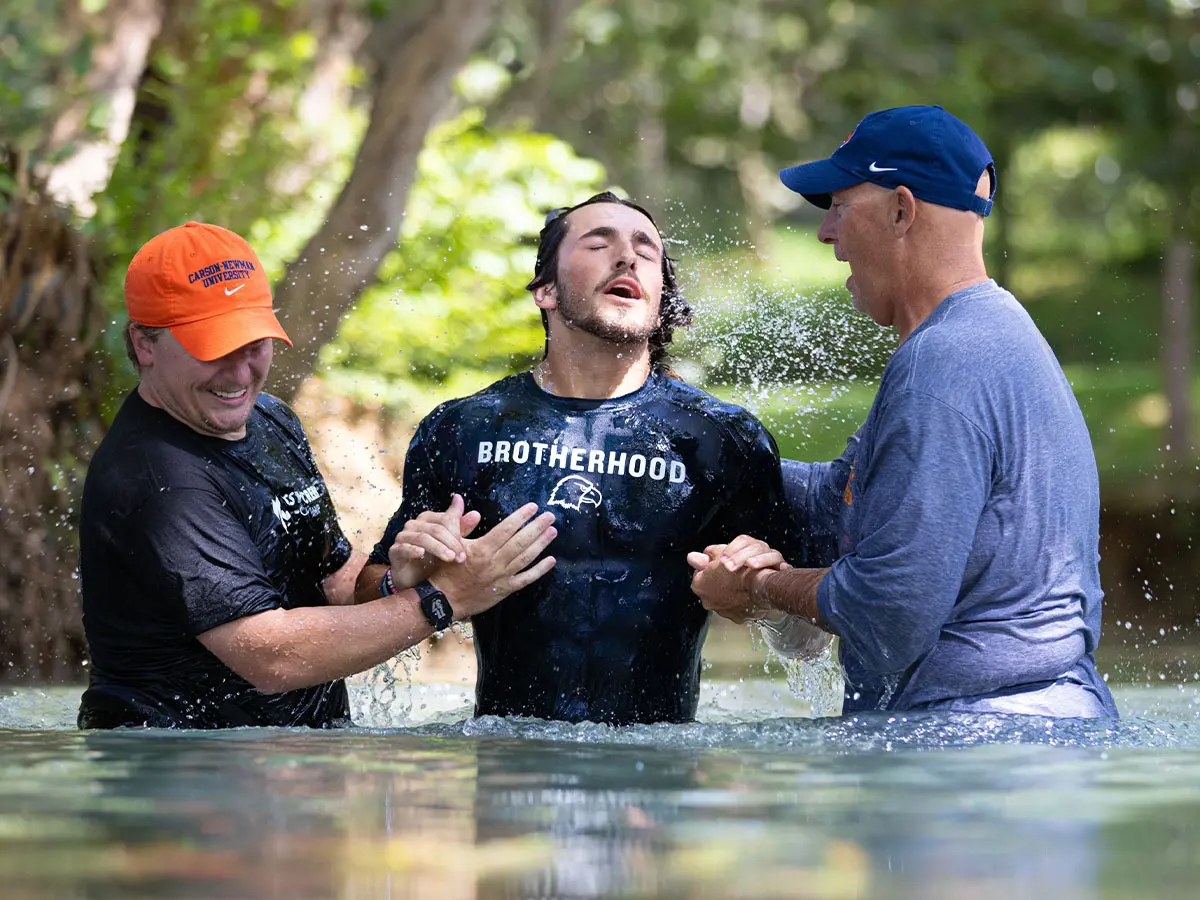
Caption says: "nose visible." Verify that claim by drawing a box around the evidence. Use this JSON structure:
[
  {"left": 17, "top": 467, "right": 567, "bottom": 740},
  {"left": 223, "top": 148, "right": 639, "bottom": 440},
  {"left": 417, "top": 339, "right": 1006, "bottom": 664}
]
[
  {"left": 817, "top": 208, "right": 838, "bottom": 245},
  {"left": 217, "top": 342, "right": 262, "bottom": 380},
  {"left": 613, "top": 238, "right": 638, "bottom": 271}
]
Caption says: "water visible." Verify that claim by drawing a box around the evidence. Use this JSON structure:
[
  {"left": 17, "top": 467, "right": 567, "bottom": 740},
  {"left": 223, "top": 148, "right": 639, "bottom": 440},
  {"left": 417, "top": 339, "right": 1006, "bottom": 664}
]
[{"left": 3, "top": 682, "right": 1200, "bottom": 899}]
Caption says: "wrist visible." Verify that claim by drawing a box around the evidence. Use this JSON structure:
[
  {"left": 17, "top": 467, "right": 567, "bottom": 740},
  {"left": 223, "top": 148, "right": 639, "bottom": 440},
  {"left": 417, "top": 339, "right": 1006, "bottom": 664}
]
[
  {"left": 750, "top": 568, "right": 779, "bottom": 618},
  {"left": 380, "top": 568, "right": 399, "bottom": 596}
]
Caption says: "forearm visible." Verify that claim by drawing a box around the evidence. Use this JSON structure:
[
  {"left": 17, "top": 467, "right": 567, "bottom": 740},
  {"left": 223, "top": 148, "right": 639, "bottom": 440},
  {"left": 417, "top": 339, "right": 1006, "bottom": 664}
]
[
  {"left": 200, "top": 592, "right": 434, "bottom": 694},
  {"left": 354, "top": 563, "right": 389, "bottom": 605},
  {"left": 324, "top": 550, "right": 369, "bottom": 605},
  {"left": 753, "top": 566, "right": 831, "bottom": 629}
]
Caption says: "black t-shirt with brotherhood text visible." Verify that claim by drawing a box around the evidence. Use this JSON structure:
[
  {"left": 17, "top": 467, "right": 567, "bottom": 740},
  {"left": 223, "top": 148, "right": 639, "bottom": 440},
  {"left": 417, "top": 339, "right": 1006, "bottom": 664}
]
[
  {"left": 369, "top": 372, "right": 802, "bottom": 725},
  {"left": 78, "top": 390, "right": 352, "bottom": 729}
]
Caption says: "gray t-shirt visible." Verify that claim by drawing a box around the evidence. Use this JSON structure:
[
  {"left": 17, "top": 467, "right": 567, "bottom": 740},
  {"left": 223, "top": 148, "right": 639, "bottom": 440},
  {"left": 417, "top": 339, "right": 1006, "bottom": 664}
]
[{"left": 814, "top": 280, "right": 1117, "bottom": 717}]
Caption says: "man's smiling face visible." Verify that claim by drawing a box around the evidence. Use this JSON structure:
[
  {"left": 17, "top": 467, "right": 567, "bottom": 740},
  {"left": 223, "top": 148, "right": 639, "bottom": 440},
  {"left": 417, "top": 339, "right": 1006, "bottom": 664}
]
[{"left": 133, "top": 328, "right": 272, "bottom": 440}]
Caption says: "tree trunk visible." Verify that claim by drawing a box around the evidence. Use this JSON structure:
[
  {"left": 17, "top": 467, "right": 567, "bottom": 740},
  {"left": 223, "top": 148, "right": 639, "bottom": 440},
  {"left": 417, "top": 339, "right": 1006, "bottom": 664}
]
[
  {"left": 270, "top": 0, "right": 501, "bottom": 399},
  {"left": 1162, "top": 234, "right": 1196, "bottom": 462},
  {"left": 40, "top": 0, "right": 165, "bottom": 215},
  {"left": 0, "top": 150, "right": 107, "bottom": 682}
]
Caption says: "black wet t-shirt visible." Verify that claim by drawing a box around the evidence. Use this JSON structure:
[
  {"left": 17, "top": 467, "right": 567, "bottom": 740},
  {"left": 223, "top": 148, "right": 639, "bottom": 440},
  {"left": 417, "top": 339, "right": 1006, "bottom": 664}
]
[
  {"left": 77, "top": 391, "right": 352, "bottom": 729},
  {"left": 369, "top": 372, "right": 801, "bottom": 725}
]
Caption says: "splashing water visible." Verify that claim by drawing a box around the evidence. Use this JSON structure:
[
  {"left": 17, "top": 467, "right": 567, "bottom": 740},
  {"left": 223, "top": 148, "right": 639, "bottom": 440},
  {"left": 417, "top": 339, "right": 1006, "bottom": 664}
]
[
  {"left": 769, "top": 636, "right": 846, "bottom": 718},
  {"left": 349, "top": 621, "right": 477, "bottom": 726}
]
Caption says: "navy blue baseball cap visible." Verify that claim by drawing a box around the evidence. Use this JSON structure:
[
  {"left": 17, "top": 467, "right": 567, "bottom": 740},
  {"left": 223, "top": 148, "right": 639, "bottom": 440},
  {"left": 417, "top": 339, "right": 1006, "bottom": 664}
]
[{"left": 780, "top": 105, "right": 996, "bottom": 216}]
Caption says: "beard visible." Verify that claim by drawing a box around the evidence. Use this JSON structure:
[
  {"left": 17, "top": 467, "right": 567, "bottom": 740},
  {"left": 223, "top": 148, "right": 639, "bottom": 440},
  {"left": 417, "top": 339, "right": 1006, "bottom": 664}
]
[{"left": 553, "top": 277, "right": 656, "bottom": 346}]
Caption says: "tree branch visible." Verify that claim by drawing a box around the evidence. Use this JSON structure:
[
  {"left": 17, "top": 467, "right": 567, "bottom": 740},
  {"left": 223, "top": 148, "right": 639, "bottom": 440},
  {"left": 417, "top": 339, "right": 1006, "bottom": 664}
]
[{"left": 270, "top": 0, "right": 501, "bottom": 399}]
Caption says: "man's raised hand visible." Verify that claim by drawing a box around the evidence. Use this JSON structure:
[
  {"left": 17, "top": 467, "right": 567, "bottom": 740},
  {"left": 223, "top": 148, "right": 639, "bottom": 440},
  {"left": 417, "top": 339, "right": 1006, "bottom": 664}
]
[
  {"left": 426, "top": 502, "right": 558, "bottom": 619},
  {"left": 387, "top": 494, "right": 482, "bottom": 591}
]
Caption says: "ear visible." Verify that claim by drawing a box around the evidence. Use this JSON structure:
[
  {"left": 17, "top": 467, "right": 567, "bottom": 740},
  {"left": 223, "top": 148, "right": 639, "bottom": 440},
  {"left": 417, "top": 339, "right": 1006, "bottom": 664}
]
[
  {"left": 890, "top": 187, "right": 918, "bottom": 236},
  {"left": 129, "top": 325, "right": 157, "bottom": 368},
  {"left": 532, "top": 282, "right": 558, "bottom": 312}
]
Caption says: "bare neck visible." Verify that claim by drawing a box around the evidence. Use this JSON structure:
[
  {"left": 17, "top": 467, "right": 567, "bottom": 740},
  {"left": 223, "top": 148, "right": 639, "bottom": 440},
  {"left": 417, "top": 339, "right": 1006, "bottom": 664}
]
[
  {"left": 894, "top": 221, "right": 990, "bottom": 343},
  {"left": 536, "top": 335, "right": 653, "bottom": 400},
  {"left": 894, "top": 270, "right": 990, "bottom": 344}
]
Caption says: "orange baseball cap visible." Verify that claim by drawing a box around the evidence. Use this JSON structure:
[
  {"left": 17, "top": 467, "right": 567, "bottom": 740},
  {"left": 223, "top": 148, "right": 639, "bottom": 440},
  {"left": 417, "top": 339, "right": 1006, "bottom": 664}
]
[{"left": 124, "top": 221, "right": 292, "bottom": 361}]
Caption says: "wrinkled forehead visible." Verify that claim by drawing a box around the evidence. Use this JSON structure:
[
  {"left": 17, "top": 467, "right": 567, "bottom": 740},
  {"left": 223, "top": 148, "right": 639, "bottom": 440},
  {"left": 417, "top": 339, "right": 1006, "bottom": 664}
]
[{"left": 563, "top": 203, "right": 662, "bottom": 246}]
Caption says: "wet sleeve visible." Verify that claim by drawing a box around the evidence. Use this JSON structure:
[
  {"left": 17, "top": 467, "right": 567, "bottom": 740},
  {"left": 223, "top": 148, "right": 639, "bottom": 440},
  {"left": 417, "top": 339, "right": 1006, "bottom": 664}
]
[
  {"left": 132, "top": 488, "right": 283, "bottom": 636},
  {"left": 817, "top": 390, "right": 993, "bottom": 676},
  {"left": 720, "top": 421, "right": 802, "bottom": 563},
  {"left": 720, "top": 426, "right": 833, "bottom": 658},
  {"left": 367, "top": 416, "right": 452, "bottom": 567},
  {"left": 758, "top": 613, "right": 833, "bottom": 661},
  {"left": 781, "top": 432, "right": 857, "bottom": 567}
]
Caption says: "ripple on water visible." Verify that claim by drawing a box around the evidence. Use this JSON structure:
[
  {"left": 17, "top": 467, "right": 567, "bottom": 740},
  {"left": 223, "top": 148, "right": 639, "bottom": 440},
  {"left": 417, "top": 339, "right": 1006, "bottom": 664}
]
[
  {"left": 395, "top": 708, "right": 1200, "bottom": 755},
  {"left": 6, "top": 683, "right": 1200, "bottom": 755}
]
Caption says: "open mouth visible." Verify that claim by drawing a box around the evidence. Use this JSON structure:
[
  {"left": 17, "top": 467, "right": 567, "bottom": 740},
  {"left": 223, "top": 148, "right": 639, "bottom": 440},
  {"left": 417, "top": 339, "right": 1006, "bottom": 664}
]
[
  {"left": 211, "top": 388, "right": 248, "bottom": 401},
  {"left": 603, "top": 277, "right": 643, "bottom": 301}
]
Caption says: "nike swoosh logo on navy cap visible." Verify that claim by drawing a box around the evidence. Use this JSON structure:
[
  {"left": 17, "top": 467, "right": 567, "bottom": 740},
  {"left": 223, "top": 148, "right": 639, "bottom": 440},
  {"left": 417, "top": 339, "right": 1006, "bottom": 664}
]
[{"left": 869, "top": 162, "right": 898, "bottom": 172}]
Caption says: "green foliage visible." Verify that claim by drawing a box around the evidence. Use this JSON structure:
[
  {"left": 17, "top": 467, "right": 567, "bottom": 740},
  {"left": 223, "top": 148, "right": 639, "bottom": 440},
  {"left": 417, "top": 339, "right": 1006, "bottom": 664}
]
[
  {"left": 84, "top": 0, "right": 365, "bottom": 407},
  {"left": 92, "top": 0, "right": 358, "bottom": 261},
  {"left": 0, "top": 0, "right": 92, "bottom": 159},
  {"left": 492, "top": 0, "right": 858, "bottom": 240},
  {"left": 319, "top": 108, "right": 606, "bottom": 408}
]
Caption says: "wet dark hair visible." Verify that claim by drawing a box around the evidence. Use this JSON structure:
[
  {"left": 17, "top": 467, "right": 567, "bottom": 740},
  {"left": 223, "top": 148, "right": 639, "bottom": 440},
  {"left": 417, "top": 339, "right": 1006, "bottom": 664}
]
[{"left": 526, "top": 191, "right": 692, "bottom": 370}]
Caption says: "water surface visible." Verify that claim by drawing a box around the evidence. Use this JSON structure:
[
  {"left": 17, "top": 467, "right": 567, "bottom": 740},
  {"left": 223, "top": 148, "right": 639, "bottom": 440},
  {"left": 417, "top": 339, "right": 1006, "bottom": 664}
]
[{"left": 3, "top": 681, "right": 1199, "bottom": 899}]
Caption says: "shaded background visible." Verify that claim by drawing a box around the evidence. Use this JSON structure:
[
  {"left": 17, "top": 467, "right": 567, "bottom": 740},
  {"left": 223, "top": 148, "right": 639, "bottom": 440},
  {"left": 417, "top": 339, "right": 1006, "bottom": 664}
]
[{"left": 0, "top": 0, "right": 1197, "bottom": 684}]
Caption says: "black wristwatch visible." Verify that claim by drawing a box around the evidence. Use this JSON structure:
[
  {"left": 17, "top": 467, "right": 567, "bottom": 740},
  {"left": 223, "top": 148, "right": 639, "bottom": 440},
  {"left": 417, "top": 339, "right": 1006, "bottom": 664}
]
[{"left": 414, "top": 580, "right": 454, "bottom": 631}]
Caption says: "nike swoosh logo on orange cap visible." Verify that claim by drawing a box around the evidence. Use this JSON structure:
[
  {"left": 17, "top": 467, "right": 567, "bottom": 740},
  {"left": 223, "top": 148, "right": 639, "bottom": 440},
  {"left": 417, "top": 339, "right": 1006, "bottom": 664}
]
[{"left": 224, "top": 283, "right": 247, "bottom": 296}]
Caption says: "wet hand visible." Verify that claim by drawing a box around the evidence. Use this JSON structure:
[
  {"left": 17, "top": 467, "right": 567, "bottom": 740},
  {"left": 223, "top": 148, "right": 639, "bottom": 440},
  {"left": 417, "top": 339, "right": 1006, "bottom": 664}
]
[
  {"left": 716, "top": 534, "right": 784, "bottom": 572},
  {"left": 687, "top": 542, "right": 776, "bottom": 625},
  {"left": 387, "top": 494, "right": 482, "bottom": 591},
  {"left": 430, "top": 502, "right": 558, "bottom": 618}
]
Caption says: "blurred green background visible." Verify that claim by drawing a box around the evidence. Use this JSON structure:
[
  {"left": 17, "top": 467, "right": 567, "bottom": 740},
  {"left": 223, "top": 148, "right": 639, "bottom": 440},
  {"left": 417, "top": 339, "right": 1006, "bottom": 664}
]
[{"left": 1, "top": 0, "right": 1197, "bottom": 680}]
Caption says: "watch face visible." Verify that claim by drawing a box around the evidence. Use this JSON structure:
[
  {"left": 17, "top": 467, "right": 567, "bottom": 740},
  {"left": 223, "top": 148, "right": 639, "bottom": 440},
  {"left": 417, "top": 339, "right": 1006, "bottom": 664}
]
[
  {"left": 419, "top": 585, "right": 453, "bottom": 630},
  {"left": 430, "top": 596, "right": 450, "bottom": 624}
]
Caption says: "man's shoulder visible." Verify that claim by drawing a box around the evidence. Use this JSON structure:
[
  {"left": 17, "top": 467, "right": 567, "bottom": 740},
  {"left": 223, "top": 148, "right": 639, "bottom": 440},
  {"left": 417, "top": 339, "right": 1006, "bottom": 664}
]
[
  {"left": 252, "top": 391, "right": 306, "bottom": 440},
  {"left": 898, "top": 284, "right": 1051, "bottom": 395},
  {"left": 92, "top": 392, "right": 196, "bottom": 467},
  {"left": 416, "top": 374, "right": 529, "bottom": 432},
  {"left": 658, "top": 376, "right": 767, "bottom": 426},
  {"left": 656, "top": 376, "right": 773, "bottom": 450},
  {"left": 86, "top": 414, "right": 210, "bottom": 516}
]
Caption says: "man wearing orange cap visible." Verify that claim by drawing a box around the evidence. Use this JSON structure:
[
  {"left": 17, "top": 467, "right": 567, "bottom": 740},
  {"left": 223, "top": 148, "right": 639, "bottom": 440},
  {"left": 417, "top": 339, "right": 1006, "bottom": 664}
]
[{"left": 77, "top": 222, "right": 557, "bottom": 728}]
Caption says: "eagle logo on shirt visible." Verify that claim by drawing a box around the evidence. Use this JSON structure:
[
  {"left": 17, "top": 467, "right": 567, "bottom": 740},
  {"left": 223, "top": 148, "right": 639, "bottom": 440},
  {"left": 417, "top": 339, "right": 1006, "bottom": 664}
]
[{"left": 548, "top": 475, "right": 603, "bottom": 512}]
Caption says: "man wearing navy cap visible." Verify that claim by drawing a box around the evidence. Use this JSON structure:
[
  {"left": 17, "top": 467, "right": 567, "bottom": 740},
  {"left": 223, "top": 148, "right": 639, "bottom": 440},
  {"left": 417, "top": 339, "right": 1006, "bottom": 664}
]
[{"left": 689, "top": 106, "right": 1118, "bottom": 718}]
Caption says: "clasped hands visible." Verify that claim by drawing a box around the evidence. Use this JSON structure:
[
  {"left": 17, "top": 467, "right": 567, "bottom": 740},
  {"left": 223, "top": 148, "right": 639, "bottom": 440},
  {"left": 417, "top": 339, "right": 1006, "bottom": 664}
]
[
  {"left": 386, "top": 494, "right": 558, "bottom": 620},
  {"left": 687, "top": 535, "right": 787, "bottom": 625}
]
